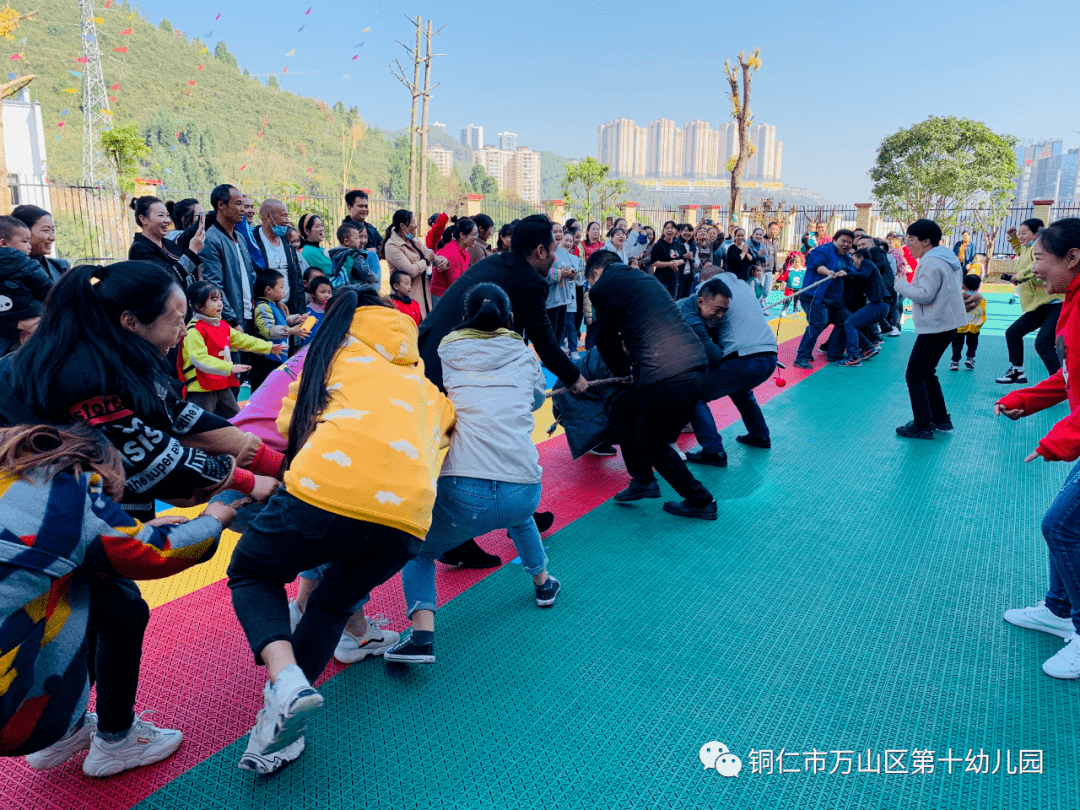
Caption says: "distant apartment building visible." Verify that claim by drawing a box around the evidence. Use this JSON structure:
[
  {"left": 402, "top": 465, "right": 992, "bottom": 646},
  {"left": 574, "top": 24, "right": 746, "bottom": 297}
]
[
  {"left": 497, "top": 131, "right": 517, "bottom": 151},
  {"left": 431, "top": 121, "right": 447, "bottom": 133},
  {"left": 460, "top": 124, "right": 483, "bottom": 150},
  {"left": 426, "top": 143, "right": 454, "bottom": 178},
  {"left": 472, "top": 144, "right": 541, "bottom": 203},
  {"left": 597, "top": 116, "right": 781, "bottom": 182}
]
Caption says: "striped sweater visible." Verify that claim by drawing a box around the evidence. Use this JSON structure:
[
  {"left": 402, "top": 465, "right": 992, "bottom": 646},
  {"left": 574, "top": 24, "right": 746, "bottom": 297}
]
[{"left": 0, "top": 470, "right": 223, "bottom": 756}]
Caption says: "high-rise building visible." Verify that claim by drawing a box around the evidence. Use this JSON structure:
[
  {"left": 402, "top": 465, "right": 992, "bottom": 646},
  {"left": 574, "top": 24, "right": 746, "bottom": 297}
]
[
  {"left": 472, "top": 145, "right": 510, "bottom": 187},
  {"left": 646, "top": 119, "right": 678, "bottom": 177},
  {"left": 497, "top": 131, "right": 517, "bottom": 151},
  {"left": 508, "top": 146, "right": 541, "bottom": 203},
  {"left": 597, "top": 118, "right": 638, "bottom": 177},
  {"left": 633, "top": 125, "right": 647, "bottom": 178},
  {"left": 715, "top": 122, "right": 740, "bottom": 175},
  {"left": 673, "top": 128, "right": 684, "bottom": 179},
  {"left": 774, "top": 141, "right": 783, "bottom": 180},
  {"left": 460, "top": 124, "right": 483, "bottom": 150},
  {"left": 426, "top": 144, "right": 454, "bottom": 178},
  {"left": 683, "top": 120, "right": 719, "bottom": 177},
  {"left": 745, "top": 124, "right": 778, "bottom": 181}
]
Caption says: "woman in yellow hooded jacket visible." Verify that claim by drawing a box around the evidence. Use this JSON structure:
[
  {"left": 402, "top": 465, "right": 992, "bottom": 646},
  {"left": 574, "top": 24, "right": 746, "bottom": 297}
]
[{"left": 226, "top": 283, "right": 454, "bottom": 776}]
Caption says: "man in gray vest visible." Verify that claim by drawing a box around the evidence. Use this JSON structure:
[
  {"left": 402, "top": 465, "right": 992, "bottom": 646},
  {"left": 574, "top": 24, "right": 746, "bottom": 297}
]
[{"left": 678, "top": 274, "right": 778, "bottom": 467}]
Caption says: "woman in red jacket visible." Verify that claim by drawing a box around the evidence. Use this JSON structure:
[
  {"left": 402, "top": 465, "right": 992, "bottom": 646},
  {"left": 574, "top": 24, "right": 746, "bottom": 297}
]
[
  {"left": 997, "top": 218, "right": 1080, "bottom": 679},
  {"left": 431, "top": 218, "right": 476, "bottom": 307}
]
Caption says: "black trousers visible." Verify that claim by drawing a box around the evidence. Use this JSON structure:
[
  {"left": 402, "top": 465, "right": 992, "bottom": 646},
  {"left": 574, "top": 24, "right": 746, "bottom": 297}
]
[
  {"left": 608, "top": 370, "right": 713, "bottom": 506},
  {"left": 85, "top": 576, "right": 149, "bottom": 735},
  {"left": 547, "top": 305, "right": 567, "bottom": 351},
  {"left": 574, "top": 286, "right": 585, "bottom": 333},
  {"left": 905, "top": 330, "right": 956, "bottom": 429},
  {"left": 1005, "top": 302, "right": 1062, "bottom": 373},
  {"left": 951, "top": 332, "right": 979, "bottom": 361}
]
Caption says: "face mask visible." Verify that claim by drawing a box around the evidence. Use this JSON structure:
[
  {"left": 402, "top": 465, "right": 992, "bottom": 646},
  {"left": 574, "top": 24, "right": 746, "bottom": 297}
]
[
  {"left": 272, "top": 225, "right": 289, "bottom": 237},
  {"left": 405, "top": 232, "right": 414, "bottom": 240}
]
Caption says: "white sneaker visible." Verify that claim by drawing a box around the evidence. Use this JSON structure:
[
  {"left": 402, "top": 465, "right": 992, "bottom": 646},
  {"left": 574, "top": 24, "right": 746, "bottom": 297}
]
[
  {"left": 888, "top": 327, "right": 901, "bottom": 337},
  {"left": 82, "top": 712, "right": 182, "bottom": 777},
  {"left": 238, "top": 734, "right": 306, "bottom": 774},
  {"left": 669, "top": 442, "right": 687, "bottom": 461},
  {"left": 1043, "top": 633, "right": 1080, "bottom": 679},
  {"left": 25, "top": 712, "right": 97, "bottom": 769},
  {"left": 334, "top": 622, "right": 400, "bottom": 664},
  {"left": 247, "top": 665, "right": 323, "bottom": 759},
  {"left": 1004, "top": 601, "right": 1075, "bottom": 639},
  {"left": 288, "top": 599, "right": 303, "bottom": 633}
]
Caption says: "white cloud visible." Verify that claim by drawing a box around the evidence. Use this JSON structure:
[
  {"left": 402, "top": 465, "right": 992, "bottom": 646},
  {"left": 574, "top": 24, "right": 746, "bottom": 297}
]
[
  {"left": 375, "top": 491, "right": 405, "bottom": 505},
  {"left": 390, "top": 439, "right": 419, "bottom": 459},
  {"left": 322, "top": 450, "right": 352, "bottom": 467}
]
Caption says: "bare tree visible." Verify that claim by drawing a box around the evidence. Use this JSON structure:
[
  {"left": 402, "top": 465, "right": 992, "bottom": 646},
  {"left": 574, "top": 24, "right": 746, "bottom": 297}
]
[
  {"left": 390, "top": 15, "right": 423, "bottom": 213},
  {"left": 417, "top": 20, "right": 446, "bottom": 235},
  {"left": 723, "top": 49, "right": 761, "bottom": 227}
]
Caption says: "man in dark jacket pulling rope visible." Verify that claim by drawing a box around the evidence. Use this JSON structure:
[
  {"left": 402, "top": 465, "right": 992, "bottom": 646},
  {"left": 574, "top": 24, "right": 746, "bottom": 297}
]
[{"left": 586, "top": 251, "right": 717, "bottom": 520}]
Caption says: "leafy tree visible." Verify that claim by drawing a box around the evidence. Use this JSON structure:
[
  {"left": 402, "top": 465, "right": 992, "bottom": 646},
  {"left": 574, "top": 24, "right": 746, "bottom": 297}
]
[
  {"left": 469, "top": 165, "right": 498, "bottom": 197},
  {"left": 387, "top": 135, "right": 412, "bottom": 201},
  {"left": 100, "top": 123, "right": 149, "bottom": 195},
  {"left": 560, "top": 156, "right": 626, "bottom": 222},
  {"left": 214, "top": 41, "right": 238, "bottom": 69},
  {"left": 159, "top": 18, "right": 172, "bottom": 33},
  {"left": 870, "top": 116, "right": 1018, "bottom": 231}
]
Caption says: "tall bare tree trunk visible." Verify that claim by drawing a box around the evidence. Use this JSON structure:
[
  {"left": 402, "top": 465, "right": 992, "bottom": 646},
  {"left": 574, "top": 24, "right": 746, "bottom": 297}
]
[
  {"left": 407, "top": 17, "right": 421, "bottom": 212},
  {"left": 724, "top": 50, "right": 759, "bottom": 230}
]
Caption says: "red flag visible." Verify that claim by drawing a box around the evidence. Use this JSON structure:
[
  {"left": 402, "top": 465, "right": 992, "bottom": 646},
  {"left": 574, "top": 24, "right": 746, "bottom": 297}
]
[
  {"left": 240, "top": 164, "right": 247, "bottom": 170},
  {"left": 113, "top": 46, "right": 127, "bottom": 54},
  {"left": 109, "top": 83, "right": 119, "bottom": 90},
  {"left": 108, "top": 96, "right": 117, "bottom": 101},
  {"left": 197, "top": 64, "right": 204, "bottom": 70},
  {"left": 76, "top": 56, "right": 89, "bottom": 63},
  {"left": 263, "top": 117, "right": 268, "bottom": 126},
  {"left": 187, "top": 80, "right": 196, "bottom": 86},
  {"left": 57, "top": 121, "right": 65, "bottom": 128},
  {"left": 8, "top": 54, "right": 22, "bottom": 60},
  {"left": 120, "top": 27, "right": 132, "bottom": 35},
  {"left": 105, "top": 0, "right": 112, "bottom": 7}
]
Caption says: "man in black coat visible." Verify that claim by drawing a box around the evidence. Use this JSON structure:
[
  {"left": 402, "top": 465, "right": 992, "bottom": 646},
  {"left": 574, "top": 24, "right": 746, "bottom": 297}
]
[
  {"left": 586, "top": 251, "right": 717, "bottom": 520},
  {"left": 418, "top": 214, "right": 587, "bottom": 566}
]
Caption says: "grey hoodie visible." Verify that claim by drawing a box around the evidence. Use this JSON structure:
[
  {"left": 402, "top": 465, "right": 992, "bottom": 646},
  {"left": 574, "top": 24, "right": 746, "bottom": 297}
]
[
  {"left": 438, "top": 329, "right": 547, "bottom": 485},
  {"left": 894, "top": 245, "right": 966, "bottom": 334}
]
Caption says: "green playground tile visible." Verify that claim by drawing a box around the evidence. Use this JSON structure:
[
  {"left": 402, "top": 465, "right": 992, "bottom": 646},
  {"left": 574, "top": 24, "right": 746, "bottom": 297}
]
[{"left": 135, "top": 332, "right": 1080, "bottom": 809}]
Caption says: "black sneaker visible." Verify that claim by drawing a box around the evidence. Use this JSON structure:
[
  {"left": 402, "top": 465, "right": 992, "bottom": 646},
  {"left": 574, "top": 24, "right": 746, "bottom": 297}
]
[
  {"left": 964, "top": 357, "right": 975, "bottom": 370},
  {"left": 535, "top": 576, "right": 561, "bottom": 607},
  {"left": 686, "top": 449, "right": 728, "bottom": 467},
  {"left": 995, "top": 368, "right": 1028, "bottom": 384},
  {"left": 934, "top": 419, "right": 955, "bottom": 433},
  {"left": 437, "top": 538, "right": 501, "bottom": 569},
  {"left": 384, "top": 636, "right": 435, "bottom": 664},
  {"left": 662, "top": 499, "right": 718, "bottom": 521},
  {"left": 587, "top": 443, "right": 617, "bottom": 457},
  {"left": 793, "top": 359, "right": 813, "bottom": 370},
  {"left": 736, "top": 434, "right": 771, "bottom": 449},
  {"left": 613, "top": 479, "right": 661, "bottom": 502},
  {"left": 895, "top": 421, "right": 934, "bottom": 440}
]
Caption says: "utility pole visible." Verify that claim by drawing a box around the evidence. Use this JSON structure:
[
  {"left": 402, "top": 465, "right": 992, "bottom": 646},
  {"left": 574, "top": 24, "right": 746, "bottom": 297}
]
[
  {"left": 77, "top": 0, "right": 116, "bottom": 188},
  {"left": 417, "top": 20, "right": 445, "bottom": 235},
  {"left": 391, "top": 15, "right": 422, "bottom": 212}
]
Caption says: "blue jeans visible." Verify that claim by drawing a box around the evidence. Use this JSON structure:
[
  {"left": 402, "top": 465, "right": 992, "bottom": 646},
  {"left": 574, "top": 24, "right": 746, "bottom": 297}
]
[
  {"left": 400, "top": 477, "right": 547, "bottom": 615},
  {"left": 843, "top": 302, "right": 888, "bottom": 357},
  {"left": 691, "top": 353, "right": 776, "bottom": 455},
  {"left": 1043, "top": 460, "right": 1080, "bottom": 635},
  {"left": 795, "top": 299, "right": 849, "bottom": 363}
]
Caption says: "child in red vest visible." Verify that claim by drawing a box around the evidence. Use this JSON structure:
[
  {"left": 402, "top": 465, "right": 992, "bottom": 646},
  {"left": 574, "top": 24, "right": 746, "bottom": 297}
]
[
  {"left": 180, "top": 281, "right": 287, "bottom": 417},
  {"left": 390, "top": 269, "right": 422, "bottom": 326}
]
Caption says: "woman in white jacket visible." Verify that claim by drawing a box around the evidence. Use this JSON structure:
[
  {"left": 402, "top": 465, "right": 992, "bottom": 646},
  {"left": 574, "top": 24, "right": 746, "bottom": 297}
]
[{"left": 385, "top": 283, "right": 561, "bottom": 664}]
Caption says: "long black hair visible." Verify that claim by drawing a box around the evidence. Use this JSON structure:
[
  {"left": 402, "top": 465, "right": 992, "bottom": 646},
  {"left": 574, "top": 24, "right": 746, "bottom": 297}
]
[
  {"left": 456, "top": 282, "right": 512, "bottom": 332},
  {"left": 284, "top": 284, "right": 393, "bottom": 463},
  {"left": 12, "top": 261, "right": 180, "bottom": 420},
  {"left": 385, "top": 209, "right": 413, "bottom": 245},
  {"left": 438, "top": 217, "right": 475, "bottom": 250},
  {"left": 297, "top": 213, "right": 323, "bottom": 248},
  {"left": 165, "top": 198, "right": 201, "bottom": 231}
]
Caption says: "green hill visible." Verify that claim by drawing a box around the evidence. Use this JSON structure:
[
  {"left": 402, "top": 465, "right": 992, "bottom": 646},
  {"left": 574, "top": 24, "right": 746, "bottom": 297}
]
[{"left": 7, "top": 0, "right": 456, "bottom": 204}]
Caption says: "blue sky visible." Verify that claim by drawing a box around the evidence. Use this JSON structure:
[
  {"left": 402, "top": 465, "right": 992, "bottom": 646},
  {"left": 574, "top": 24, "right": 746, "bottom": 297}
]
[{"left": 135, "top": 0, "right": 1080, "bottom": 202}]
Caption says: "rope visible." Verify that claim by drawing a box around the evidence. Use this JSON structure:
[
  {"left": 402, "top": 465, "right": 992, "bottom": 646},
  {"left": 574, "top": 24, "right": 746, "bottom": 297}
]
[{"left": 546, "top": 376, "right": 632, "bottom": 398}]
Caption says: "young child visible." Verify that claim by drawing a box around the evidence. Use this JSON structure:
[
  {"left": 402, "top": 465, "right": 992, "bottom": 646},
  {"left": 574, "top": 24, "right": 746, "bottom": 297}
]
[
  {"left": 0, "top": 423, "right": 234, "bottom": 771},
  {"left": 950, "top": 273, "right": 986, "bottom": 371},
  {"left": 302, "top": 265, "right": 326, "bottom": 305},
  {"left": 547, "top": 224, "right": 576, "bottom": 353},
  {"left": 778, "top": 250, "right": 806, "bottom": 317},
  {"left": 389, "top": 269, "right": 422, "bottom": 326},
  {"left": 328, "top": 223, "right": 380, "bottom": 289},
  {"left": 560, "top": 229, "right": 584, "bottom": 355},
  {"left": 751, "top": 255, "right": 769, "bottom": 306},
  {"left": 0, "top": 215, "right": 53, "bottom": 356},
  {"left": 181, "top": 280, "right": 286, "bottom": 417},
  {"left": 302, "top": 276, "right": 332, "bottom": 346},
  {"left": 968, "top": 253, "right": 986, "bottom": 277},
  {"left": 252, "top": 269, "right": 305, "bottom": 391},
  {"left": 286, "top": 226, "right": 309, "bottom": 274}
]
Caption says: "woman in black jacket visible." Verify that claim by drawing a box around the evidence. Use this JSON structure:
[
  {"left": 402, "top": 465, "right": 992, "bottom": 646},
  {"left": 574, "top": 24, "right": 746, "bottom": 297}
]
[
  {"left": 128, "top": 196, "right": 204, "bottom": 295},
  {"left": 726, "top": 227, "right": 753, "bottom": 282},
  {"left": 11, "top": 204, "right": 69, "bottom": 283}
]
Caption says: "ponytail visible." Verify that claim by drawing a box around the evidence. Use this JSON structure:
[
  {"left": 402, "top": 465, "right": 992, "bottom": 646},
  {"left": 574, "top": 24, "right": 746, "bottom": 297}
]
[
  {"left": 455, "top": 282, "right": 512, "bottom": 333},
  {"left": 284, "top": 284, "right": 392, "bottom": 463}
]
